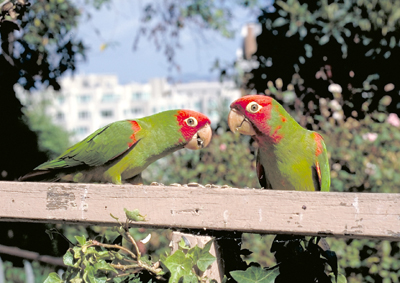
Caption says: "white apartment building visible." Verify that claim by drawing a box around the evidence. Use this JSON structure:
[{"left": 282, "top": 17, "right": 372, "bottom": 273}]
[{"left": 32, "top": 74, "right": 240, "bottom": 142}]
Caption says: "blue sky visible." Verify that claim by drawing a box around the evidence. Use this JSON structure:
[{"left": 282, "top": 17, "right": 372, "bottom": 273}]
[{"left": 74, "top": 1, "right": 261, "bottom": 84}]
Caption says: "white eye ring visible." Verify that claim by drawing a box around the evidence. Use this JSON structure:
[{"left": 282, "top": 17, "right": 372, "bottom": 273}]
[
  {"left": 246, "top": 102, "right": 262, "bottom": 113},
  {"left": 185, "top": 117, "right": 198, "bottom": 127}
]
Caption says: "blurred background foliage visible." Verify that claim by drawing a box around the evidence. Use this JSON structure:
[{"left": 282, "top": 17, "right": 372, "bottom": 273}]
[{"left": 1, "top": 0, "right": 400, "bottom": 282}]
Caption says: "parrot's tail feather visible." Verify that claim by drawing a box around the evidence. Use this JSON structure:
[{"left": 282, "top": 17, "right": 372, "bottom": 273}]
[{"left": 18, "top": 170, "right": 60, "bottom": 182}]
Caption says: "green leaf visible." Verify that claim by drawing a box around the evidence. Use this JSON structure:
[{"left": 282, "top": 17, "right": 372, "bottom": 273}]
[
  {"left": 230, "top": 266, "right": 279, "bottom": 283},
  {"left": 203, "top": 240, "right": 213, "bottom": 253},
  {"left": 124, "top": 208, "right": 146, "bottom": 222},
  {"left": 44, "top": 272, "right": 63, "bottom": 283},
  {"left": 73, "top": 246, "right": 83, "bottom": 259},
  {"left": 179, "top": 238, "right": 191, "bottom": 250},
  {"left": 75, "top": 235, "right": 87, "bottom": 245},
  {"left": 181, "top": 274, "right": 199, "bottom": 283},
  {"left": 94, "top": 259, "right": 118, "bottom": 274},
  {"left": 84, "top": 265, "right": 107, "bottom": 283},
  {"left": 197, "top": 251, "right": 215, "bottom": 272},
  {"left": 63, "top": 249, "right": 75, "bottom": 266},
  {"left": 162, "top": 250, "right": 194, "bottom": 282}
]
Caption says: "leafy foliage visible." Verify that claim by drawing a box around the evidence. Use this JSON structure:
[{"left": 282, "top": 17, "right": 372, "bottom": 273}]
[
  {"left": 161, "top": 239, "right": 216, "bottom": 282},
  {"left": 231, "top": 265, "right": 279, "bottom": 283},
  {"left": 44, "top": 209, "right": 216, "bottom": 283},
  {"left": 20, "top": 89, "right": 71, "bottom": 159},
  {"left": 133, "top": 0, "right": 261, "bottom": 68},
  {"left": 246, "top": 0, "right": 400, "bottom": 126},
  {"left": 0, "top": 0, "right": 84, "bottom": 180}
]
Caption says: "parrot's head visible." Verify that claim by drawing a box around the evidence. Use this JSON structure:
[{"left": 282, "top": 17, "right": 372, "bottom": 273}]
[
  {"left": 176, "top": 110, "right": 212, "bottom": 150},
  {"left": 228, "top": 94, "right": 274, "bottom": 138}
]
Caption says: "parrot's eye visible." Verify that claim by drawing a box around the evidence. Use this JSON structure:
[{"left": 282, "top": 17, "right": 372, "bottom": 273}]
[
  {"left": 246, "top": 102, "right": 262, "bottom": 113},
  {"left": 185, "top": 117, "right": 198, "bottom": 127}
]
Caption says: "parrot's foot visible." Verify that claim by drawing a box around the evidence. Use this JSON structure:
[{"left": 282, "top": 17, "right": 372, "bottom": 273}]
[{"left": 124, "top": 174, "right": 143, "bottom": 185}]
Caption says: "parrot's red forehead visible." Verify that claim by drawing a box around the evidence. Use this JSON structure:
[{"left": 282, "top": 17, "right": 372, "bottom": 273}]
[
  {"left": 230, "top": 94, "right": 273, "bottom": 111},
  {"left": 175, "top": 110, "right": 211, "bottom": 126}
]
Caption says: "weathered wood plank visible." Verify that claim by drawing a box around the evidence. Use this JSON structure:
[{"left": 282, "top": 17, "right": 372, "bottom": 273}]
[{"left": 0, "top": 181, "right": 399, "bottom": 241}]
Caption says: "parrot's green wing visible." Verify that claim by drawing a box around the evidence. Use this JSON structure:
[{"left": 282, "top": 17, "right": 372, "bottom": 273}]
[
  {"left": 316, "top": 137, "right": 330, "bottom": 192},
  {"left": 36, "top": 120, "right": 142, "bottom": 170}
]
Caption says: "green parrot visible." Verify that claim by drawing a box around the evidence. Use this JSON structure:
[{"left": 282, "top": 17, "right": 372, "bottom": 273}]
[
  {"left": 20, "top": 109, "right": 212, "bottom": 184},
  {"left": 228, "top": 94, "right": 330, "bottom": 191}
]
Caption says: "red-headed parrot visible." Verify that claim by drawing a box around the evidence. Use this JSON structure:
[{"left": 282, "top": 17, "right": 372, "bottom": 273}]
[
  {"left": 228, "top": 95, "right": 330, "bottom": 191},
  {"left": 20, "top": 109, "right": 212, "bottom": 184}
]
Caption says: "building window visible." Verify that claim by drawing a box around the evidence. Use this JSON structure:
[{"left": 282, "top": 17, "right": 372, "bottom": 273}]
[
  {"left": 56, "top": 112, "right": 64, "bottom": 121},
  {"left": 78, "top": 95, "right": 91, "bottom": 103},
  {"left": 131, "top": 108, "right": 142, "bottom": 115},
  {"left": 57, "top": 96, "right": 65, "bottom": 105},
  {"left": 75, "top": 126, "right": 89, "bottom": 135},
  {"left": 132, "top": 92, "right": 142, "bottom": 100},
  {"left": 194, "top": 101, "right": 202, "bottom": 112},
  {"left": 78, "top": 111, "right": 90, "bottom": 119},
  {"left": 101, "top": 110, "right": 113, "bottom": 118},
  {"left": 102, "top": 93, "right": 119, "bottom": 102}
]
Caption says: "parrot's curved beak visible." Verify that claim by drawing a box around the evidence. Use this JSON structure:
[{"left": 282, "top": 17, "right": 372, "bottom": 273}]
[
  {"left": 185, "top": 123, "right": 212, "bottom": 150},
  {"left": 228, "top": 109, "right": 256, "bottom": 136}
]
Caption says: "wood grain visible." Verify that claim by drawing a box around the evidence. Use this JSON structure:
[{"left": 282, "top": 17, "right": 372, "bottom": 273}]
[{"left": 0, "top": 181, "right": 399, "bottom": 241}]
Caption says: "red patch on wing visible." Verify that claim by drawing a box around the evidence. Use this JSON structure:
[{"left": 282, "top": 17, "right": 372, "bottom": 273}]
[
  {"left": 128, "top": 121, "right": 141, "bottom": 147},
  {"left": 314, "top": 132, "right": 324, "bottom": 156},
  {"left": 280, "top": 113, "right": 287, "bottom": 123}
]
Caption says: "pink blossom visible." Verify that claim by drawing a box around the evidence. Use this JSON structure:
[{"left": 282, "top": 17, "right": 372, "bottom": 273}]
[
  {"left": 362, "top": 133, "right": 378, "bottom": 142},
  {"left": 387, "top": 113, "right": 400, "bottom": 127},
  {"left": 219, "top": 143, "right": 227, "bottom": 151}
]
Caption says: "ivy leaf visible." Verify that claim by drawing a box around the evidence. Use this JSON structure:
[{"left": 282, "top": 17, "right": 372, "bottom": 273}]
[
  {"left": 230, "top": 266, "right": 279, "bottom": 283},
  {"left": 94, "top": 259, "right": 118, "bottom": 274},
  {"left": 75, "top": 235, "right": 87, "bottom": 245},
  {"left": 162, "top": 250, "right": 194, "bottom": 282},
  {"left": 84, "top": 265, "right": 107, "bottom": 283},
  {"left": 186, "top": 244, "right": 215, "bottom": 272},
  {"left": 181, "top": 274, "right": 199, "bottom": 283},
  {"left": 70, "top": 275, "right": 83, "bottom": 283},
  {"left": 179, "top": 237, "right": 191, "bottom": 250},
  {"left": 188, "top": 245, "right": 215, "bottom": 272},
  {"left": 43, "top": 272, "right": 63, "bottom": 283},
  {"left": 124, "top": 208, "right": 146, "bottom": 222},
  {"left": 63, "top": 249, "right": 75, "bottom": 266},
  {"left": 73, "top": 246, "right": 83, "bottom": 259}
]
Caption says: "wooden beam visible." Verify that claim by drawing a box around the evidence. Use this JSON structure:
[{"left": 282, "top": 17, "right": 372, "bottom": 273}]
[{"left": 0, "top": 181, "right": 399, "bottom": 241}]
